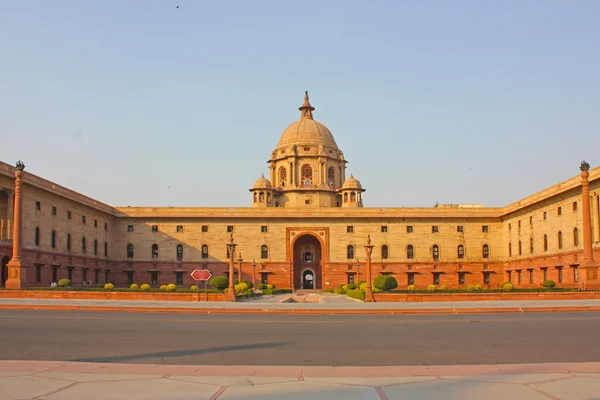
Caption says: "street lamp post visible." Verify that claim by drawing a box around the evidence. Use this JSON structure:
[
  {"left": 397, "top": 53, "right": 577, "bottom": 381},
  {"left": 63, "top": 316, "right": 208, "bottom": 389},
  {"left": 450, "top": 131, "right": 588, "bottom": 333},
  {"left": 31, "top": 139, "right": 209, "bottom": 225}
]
[
  {"left": 364, "top": 235, "right": 375, "bottom": 302},
  {"left": 355, "top": 259, "right": 361, "bottom": 284},
  {"left": 237, "top": 252, "right": 243, "bottom": 283},
  {"left": 252, "top": 259, "right": 256, "bottom": 289},
  {"left": 226, "top": 234, "right": 237, "bottom": 302}
]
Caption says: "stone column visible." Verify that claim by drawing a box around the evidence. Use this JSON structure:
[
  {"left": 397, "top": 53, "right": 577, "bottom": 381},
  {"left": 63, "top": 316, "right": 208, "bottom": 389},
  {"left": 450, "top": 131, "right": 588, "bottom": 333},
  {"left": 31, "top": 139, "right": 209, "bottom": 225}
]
[
  {"left": 6, "top": 189, "right": 14, "bottom": 240},
  {"left": 226, "top": 234, "right": 237, "bottom": 302},
  {"left": 237, "top": 252, "right": 243, "bottom": 283},
  {"left": 364, "top": 235, "right": 375, "bottom": 302},
  {"left": 579, "top": 161, "right": 599, "bottom": 288},
  {"left": 6, "top": 161, "right": 27, "bottom": 289},
  {"left": 592, "top": 193, "right": 600, "bottom": 243}
]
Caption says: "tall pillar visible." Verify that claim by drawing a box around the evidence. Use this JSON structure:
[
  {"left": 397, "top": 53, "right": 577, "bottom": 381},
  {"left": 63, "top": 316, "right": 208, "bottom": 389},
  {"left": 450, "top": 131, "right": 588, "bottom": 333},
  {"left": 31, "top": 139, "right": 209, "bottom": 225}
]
[
  {"left": 579, "top": 161, "right": 599, "bottom": 288},
  {"left": 6, "top": 161, "right": 27, "bottom": 289},
  {"left": 226, "top": 234, "right": 237, "bottom": 302},
  {"left": 237, "top": 252, "right": 243, "bottom": 283},
  {"left": 592, "top": 193, "right": 600, "bottom": 243},
  {"left": 364, "top": 235, "right": 375, "bottom": 302},
  {"left": 6, "top": 189, "right": 13, "bottom": 240}
]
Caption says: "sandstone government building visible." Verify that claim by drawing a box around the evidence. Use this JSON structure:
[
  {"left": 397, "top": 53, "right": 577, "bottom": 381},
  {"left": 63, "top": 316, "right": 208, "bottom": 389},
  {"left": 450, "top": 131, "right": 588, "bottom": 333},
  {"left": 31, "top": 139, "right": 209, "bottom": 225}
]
[{"left": 1, "top": 93, "right": 599, "bottom": 290}]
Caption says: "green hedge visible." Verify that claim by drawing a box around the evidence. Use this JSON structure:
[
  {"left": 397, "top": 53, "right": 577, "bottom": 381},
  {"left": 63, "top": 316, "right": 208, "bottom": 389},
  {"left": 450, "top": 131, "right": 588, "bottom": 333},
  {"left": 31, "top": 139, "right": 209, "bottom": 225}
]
[
  {"left": 373, "top": 275, "right": 398, "bottom": 291},
  {"left": 388, "top": 287, "right": 580, "bottom": 294},
  {"left": 333, "top": 288, "right": 347, "bottom": 295},
  {"left": 11, "top": 287, "right": 220, "bottom": 293},
  {"left": 323, "top": 288, "right": 334, "bottom": 293},
  {"left": 346, "top": 289, "right": 365, "bottom": 301},
  {"left": 262, "top": 288, "right": 293, "bottom": 295}
]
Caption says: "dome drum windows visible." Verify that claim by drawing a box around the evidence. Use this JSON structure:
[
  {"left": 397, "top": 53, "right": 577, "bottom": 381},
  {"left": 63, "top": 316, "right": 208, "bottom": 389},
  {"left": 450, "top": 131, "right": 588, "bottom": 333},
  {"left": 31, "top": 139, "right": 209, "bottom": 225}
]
[
  {"left": 381, "top": 245, "right": 389, "bottom": 259},
  {"left": 261, "top": 245, "right": 269, "bottom": 259},
  {"left": 176, "top": 244, "right": 183, "bottom": 261},
  {"left": 432, "top": 245, "right": 440, "bottom": 260},
  {"left": 301, "top": 164, "right": 313, "bottom": 186},
  {"left": 152, "top": 244, "right": 159, "bottom": 259},
  {"left": 279, "top": 167, "right": 287, "bottom": 187},
  {"left": 482, "top": 244, "right": 490, "bottom": 259},
  {"left": 457, "top": 245, "right": 465, "bottom": 259},
  {"left": 201, "top": 244, "right": 209, "bottom": 259},
  {"left": 407, "top": 245, "right": 414, "bottom": 259},
  {"left": 127, "top": 244, "right": 134, "bottom": 258},
  {"left": 347, "top": 245, "right": 354, "bottom": 260}
]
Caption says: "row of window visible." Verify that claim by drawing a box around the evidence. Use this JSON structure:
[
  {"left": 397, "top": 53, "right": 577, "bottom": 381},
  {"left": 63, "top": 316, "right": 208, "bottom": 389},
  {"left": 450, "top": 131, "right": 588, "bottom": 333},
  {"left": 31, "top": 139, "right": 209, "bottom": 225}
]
[
  {"left": 509, "top": 202, "right": 578, "bottom": 231},
  {"left": 346, "top": 244, "right": 490, "bottom": 260},
  {"left": 35, "top": 201, "right": 108, "bottom": 230},
  {"left": 507, "top": 266, "right": 577, "bottom": 284},
  {"left": 34, "top": 227, "right": 107, "bottom": 256},
  {"left": 126, "top": 244, "right": 271, "bottom": 260},
  {"left": 129, "top": 225, "right": 268, "bottom": 233},
  {"left": 34, "top": 265, "right": 109, "bottom": 284},
  {"left": 509, "top": 228, "right": 579, "bottom": 256}
]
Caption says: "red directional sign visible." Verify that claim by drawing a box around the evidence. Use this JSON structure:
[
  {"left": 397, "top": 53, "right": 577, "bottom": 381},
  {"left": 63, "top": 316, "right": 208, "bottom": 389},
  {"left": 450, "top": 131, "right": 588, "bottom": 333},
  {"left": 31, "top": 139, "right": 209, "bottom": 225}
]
[{"left": 190, "top": 269, "right": 212, "bottom": 281}]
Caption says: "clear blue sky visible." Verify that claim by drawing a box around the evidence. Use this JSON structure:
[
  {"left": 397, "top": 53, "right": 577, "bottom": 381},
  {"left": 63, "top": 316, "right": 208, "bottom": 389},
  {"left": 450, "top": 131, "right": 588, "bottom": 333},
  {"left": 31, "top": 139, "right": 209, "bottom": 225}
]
[{"left": 1, "top": 1, "right": 599, "bottom": 208}]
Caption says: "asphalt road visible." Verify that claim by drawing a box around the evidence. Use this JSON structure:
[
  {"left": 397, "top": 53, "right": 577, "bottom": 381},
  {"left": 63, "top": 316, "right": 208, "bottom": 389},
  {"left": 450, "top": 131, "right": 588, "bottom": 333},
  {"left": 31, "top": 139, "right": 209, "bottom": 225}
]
[{"left": 0, "top": 310, "right": 599, "bottom": 366}]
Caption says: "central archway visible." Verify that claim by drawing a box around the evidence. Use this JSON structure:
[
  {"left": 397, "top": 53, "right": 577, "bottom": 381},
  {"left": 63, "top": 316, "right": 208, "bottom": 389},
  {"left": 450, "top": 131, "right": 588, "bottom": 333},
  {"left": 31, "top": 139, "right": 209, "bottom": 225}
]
[{"left": 293, "top": 234, "right": 322, "bottom": 289}]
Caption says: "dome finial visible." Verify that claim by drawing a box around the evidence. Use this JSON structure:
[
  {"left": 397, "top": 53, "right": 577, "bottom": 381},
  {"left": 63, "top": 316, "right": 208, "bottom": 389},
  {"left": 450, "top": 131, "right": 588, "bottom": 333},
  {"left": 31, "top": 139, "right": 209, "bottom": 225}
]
[{"left": 299, "top": 90, "right": 315, "bottom": 120}]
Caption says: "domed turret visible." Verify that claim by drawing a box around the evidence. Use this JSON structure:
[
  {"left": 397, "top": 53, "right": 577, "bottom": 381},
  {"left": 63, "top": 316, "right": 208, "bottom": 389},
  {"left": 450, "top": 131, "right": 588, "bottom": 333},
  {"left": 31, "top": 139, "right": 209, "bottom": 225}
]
[
  {"left": 252, "top": 175, "right": 272, "bottom": 189},
  {"left": 342, "top": 175, "right": 363, "bottom": 190},
  {"left": 249, "top": 175, "right": 275, "bottom": 207},
  {"left": 338, "top": 174, "right": 365, "bottom": 208}
]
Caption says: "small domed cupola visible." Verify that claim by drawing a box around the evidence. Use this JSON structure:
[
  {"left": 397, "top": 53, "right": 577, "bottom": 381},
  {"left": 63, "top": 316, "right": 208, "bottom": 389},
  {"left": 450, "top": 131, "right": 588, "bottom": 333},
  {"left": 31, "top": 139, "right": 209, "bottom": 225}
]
[
  {"left": 338, "top": 174, "right": 365, "bottom": 207},
  {"left": 249, "top": 174, "right": 275, "bottom": 207}
]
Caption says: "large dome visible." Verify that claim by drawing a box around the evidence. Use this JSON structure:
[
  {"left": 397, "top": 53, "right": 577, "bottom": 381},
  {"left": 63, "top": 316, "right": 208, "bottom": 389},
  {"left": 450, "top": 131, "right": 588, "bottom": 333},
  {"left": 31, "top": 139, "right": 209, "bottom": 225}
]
[{"left": 275, "top": 92, "right": 339, "bottom": 150}]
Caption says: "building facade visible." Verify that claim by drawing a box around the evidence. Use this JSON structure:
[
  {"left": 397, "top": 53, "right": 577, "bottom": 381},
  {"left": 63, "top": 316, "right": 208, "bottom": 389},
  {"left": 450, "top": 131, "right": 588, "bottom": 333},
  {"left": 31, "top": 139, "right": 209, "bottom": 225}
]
[{"left": 1, "top": 93, "right": 599, "bottom": 290}]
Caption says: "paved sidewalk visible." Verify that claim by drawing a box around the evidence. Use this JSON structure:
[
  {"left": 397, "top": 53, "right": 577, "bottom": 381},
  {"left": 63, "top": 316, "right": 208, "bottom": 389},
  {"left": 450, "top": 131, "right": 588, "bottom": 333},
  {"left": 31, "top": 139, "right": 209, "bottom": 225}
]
[
  {"left": 2, "top": 294, "right": 600, "bottom": 315},
  {"left": 1, "top": 360, "right": 599, "bottom": 399}
]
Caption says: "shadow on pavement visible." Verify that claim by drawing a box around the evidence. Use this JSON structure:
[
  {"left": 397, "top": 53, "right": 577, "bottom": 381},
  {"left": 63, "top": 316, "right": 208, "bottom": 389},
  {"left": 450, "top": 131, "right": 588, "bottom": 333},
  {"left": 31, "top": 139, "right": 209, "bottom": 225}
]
[{"left": 72, "top": 341, "right": 294, "bottom": 363}]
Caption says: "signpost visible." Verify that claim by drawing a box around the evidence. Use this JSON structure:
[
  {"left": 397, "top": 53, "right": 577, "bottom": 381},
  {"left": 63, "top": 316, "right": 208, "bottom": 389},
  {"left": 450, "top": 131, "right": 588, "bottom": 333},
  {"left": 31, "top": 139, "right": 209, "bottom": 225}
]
[{"left": 190, "top": 269, "right": 212, "bottom": 302}]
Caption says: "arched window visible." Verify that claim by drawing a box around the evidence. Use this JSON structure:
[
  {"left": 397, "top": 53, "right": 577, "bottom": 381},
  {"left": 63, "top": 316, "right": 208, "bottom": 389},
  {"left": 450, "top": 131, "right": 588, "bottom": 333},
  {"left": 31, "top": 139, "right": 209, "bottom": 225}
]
[
  {"left": 574, "top": 228, "right": 579, "bottom": 247},
  {"left": 350, "top": 192, "right": 356, "bottom": 202},
  {"left": 343, "top": 192, "right": 348, "bottom": 203},
  {"left": 381, "top": 245, "right": 389, "bottom": 259},
  {"left": 543, "top": 235, "right": 548, "bottom": 252},
  {"left": 432, "top": 244, "right": 439, "bottom": 260},
  {"left": 176, "top": 244, "right": 183, "bottom": 261},
  {"left": 152, "top": 244, "right": 159, "bottom": 258},
  {"left": 266, "top": 192, "right": 271, "bottom": 203},
  {"left": 301, "top": 164, "right": 313, "bottom": 185},
  {"left": 253, "top": 192, "right": 257, "bottom": 203},
  {"left": 261, "top": 245, "right": 269, "bottom": 259},
  {"left": 328, "top": 167, "right": 335, "bottom": 187},
  {"left": 482, "top": 244, "right": 489, "bottom": 258},
  {"left": 347, "top": 245, "right": 354, "bottom": 259},
  {"left": 457, "top": 245, "right": 465, "bottom": 259},
  {"left": 81, "top": 236, "right": 86, "bottom": 253},
  {"left": 407, "top": 245, "right": 414, "bottom": 259},
  {"left": 259, "top": 192, "right": 265, "bottom": 202},
  {"left": 201, "top": 244, "right": 209, "bottom": 259},
  {"left": 51, "top": 230, "right": 56, "bottom": 249},
  {"left": 279, "top": 166, "right": 287, "bottom": 187},
  {"left": 35, "top": 227, "right": 40, "bottom": 246},
  {"left": 127, "top": 244, "right": 134, "bottom": 258},
  {"left": 558, "top": 231, "right": 563, "bottom": 249},
  {"left": 94, "top": 239, "right": 98, "bottom": 256}
]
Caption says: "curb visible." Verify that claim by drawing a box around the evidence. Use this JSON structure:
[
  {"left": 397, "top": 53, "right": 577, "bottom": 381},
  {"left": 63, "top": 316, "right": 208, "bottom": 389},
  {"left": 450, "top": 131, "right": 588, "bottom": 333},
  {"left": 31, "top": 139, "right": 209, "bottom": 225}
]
[{"left": 1, "top": 304, "right": 600, "bottom": 315}]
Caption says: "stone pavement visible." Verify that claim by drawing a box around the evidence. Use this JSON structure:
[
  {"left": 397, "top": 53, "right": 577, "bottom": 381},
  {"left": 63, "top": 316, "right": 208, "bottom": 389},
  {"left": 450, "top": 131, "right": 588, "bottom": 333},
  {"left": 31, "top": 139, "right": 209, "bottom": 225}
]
[
  {"left": 2, "top": 294, "right": 600, "bottom": 314},
  {"left": 1, "top": 360, "right": 600, "bottom": 399}
]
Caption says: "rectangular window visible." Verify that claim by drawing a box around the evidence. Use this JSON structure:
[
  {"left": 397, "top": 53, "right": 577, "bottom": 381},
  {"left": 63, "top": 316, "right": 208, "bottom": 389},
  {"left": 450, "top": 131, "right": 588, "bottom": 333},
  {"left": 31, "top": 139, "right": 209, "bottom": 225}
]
[
  {"left": 52, "top": 266, "right": 57, "bottom": 282},
  {"left": 557, "top": 207, "right": 562, "bottom": 216},
  {"left": 458, "top": 272, "right": 466, "bottom": 285},
  {"left": 347, "top": 273, "right": 355, "bottom": 284},
  {"left": 202, "top": 225, "right": 209, "bottom": 232},
  {"left": 381, "top": 225, "right": 388, "bottom": 233},
  {"left": 36, "top": 201, "right": 41, "bottom": 211},
  {"left": 261, "top": 225, "right": 268, "bottom": 233},
  {"left": 67, "top": 267, "right": 73, "bottom": 281},
  {"left": 573, "top": 201, "right": 578, "bottom": 211},
  {"left": 51, "top": 231, "right": 56, "bottom": 248},
  {"left": 104, "top": 222, "right": 108, "bottom": 231},
  {"left": 105, "top": 270, "right": 110, "bottom": 284},
  {"left": 82, "top": 268, "right": 88, "bottom": 282},
  {"left": 433, "top": 273, "right": 440, "bottom": 285},
  {"left": 509, "top": 223, "right": 511, "bottom": 231},
  {"left": 36, "top": 265, "right": 42, "bottom": 283},
  {"left": 543, "top": 212, "right": 547, "bottom": 220},
  {"left": 482, "top": 225, "right": 489, "bottom": 233},
  {"left": 457, "top": 225, "right": 463, "bottom": 233},
  {"left": 543, "top": 268, "right": 548, "bottom": 281},
  {"left": 94, "top": 219, "right": 97, "bottom": 228},
  {"left": 558, "top": 267, "right": 563, "bottom": 283},
  {"left": 126, "top": 271, "right": 133, "bottom": 285},
  {"left": 432, "top": 225, "right": 438, "bottom": 233},
  {"left": 52, "top": 206, "right": 57, "bottom": 216},
  {"left": 67, "top": 210, "right": 72, "bottom": 220},
  {"left": 507, "top": 271, "right": 512, "bottom": 283},
  {"left": 529, "top": 216, "right": 533, "bottom": 225},
  {"left": 483, "top": 272, "right": 490, "bottom": 285},
  {"left": 227, "top": 226, "right": 234, "bottom": 232},
  {"left": 66, "top": 234, "right": 71, "bottom": 252},
  {"left": 127, "top": 225, "right": 134, "bottom": 232},
  {"left": 347, "top": 226, "right": 354, "bottom": 233},
  {"left": 151, "top": 272, "right": 158, "bottom": 286},
  {"left": 94, "top": 269, "right": 99, "bottom": 284},
  {"left": 104, "top": 241, "right": 108, "bottom": 257},
  {"left": 261, "top": 273, "right": 269, "bottom": 285},
  {"left": 152, "top": 225, "right": 158, "bottom": 232},
  {"left": 408, "top": 274, "right": 415, "bottom": 286},
  {"left": 517, "top": 270, "right": 522, "bottom": 284},
  {"left": 82, "top": 216, "right": 86, "bottom": 225},
  {"left": 574, "top": 266, "right": 579, "bottom": 283},
  {"left": 176, "top": 272, "right": 183, "bottom": 285},
  {"left": 406, "top": 226, "right": 413, "bottom": 233},
  {"left": 176, "top": 225, "right": 184, "bottom": 232},
  {"left": 305, "top": 199, "right": 311, "bottom": 205},
  {"left": 529, "top": 269, "right": 534, "bottom": 284}
]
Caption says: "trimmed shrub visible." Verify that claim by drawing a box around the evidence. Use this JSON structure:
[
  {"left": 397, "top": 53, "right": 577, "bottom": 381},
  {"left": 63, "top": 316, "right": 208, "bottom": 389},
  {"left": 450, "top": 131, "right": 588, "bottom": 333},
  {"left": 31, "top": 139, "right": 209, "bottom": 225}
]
[
  {"left": 129, "top": 283, "right": 139, "bottom": 290},
  {"left": 209, "top": 276, "right": 229, "bottom": 291},
  {"left": 257, "top": 283, "right": 268, "bottom": 290},
  {"left": 333, "top": 288, "right": 347, "bottom": 295},
  {"left": 159, "top": 284, "right": 167, "bottom": 291},
  {"left": 58, "top": 278, "right": 72, "bottom": 288},
  {"left": 427, "top": 284, "right": 437, "bottom": 292},
  {"left": 346, "top": 283, "right": 357, "bottom": 290},
  {"left": 346, "top": 289, "right": 365, "bottom": 301},
  {"left": 439, "top": 284, "right": 449, "bottom": 291},
  {"left": 242, "top": 280, "right": 254, "bottom": 289},
  {"left": 341, "top": 284, "right": 348, "bottom": 290},
  {"left": 140, "top": 284, "right": 151, "bottom": 291},
  {"left": 542, "top": 280, "right": 556, "bottom": 289},
  {"left": 235, "top": 282, "right": 249, "bottom": 294},
  {"left": 165, "top": 284, "right": 177, "bottom": 292},
  {"left": 324, "top": 288, "right": 334, "bottom": 293},
  {"left": 466, "top": 284, "right": 476, "bottom": 292},
  {"left": 474, "top": 284, "right": 483, "bottom": 291},
  {"left": 407, "top": 284, "right": 416, "bottom": 291},
  {"left": 104, "top": 283, "right": 114, "bottom": 291},
  {"left": 359, "top": 282, "right": 368, "bottom": 291},
  {"left": 356, "top": 281, "right": 366, "bottom": 288},
  {"left": 190, "top": 285, "right": 199, "bottom": 292},
  {"left": 502, "top": 282, "right": 514, "bottom": 291},
  {"left": 266, "top": 284, "right": 274, "bottom": 290},
  {"left": 373, "top": 275, "right": 398, "bottom": 292}
]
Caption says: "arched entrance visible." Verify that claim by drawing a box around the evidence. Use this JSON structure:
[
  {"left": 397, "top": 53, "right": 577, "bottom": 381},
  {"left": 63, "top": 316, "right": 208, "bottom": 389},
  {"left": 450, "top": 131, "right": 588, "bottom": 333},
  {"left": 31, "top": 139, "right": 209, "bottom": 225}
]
[
  {"left": 293, "top": 234, "right": 322, "bottom": 289},
  {"left": 1, "top": 256, "right": 9, "bottom": 288}
]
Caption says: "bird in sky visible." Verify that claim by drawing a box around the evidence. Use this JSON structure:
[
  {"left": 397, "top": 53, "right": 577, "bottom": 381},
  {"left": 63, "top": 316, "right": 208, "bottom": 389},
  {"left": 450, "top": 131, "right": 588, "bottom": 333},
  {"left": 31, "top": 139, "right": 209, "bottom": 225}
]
[{"left": 176, "top": 5, "right": 179, "bottom": 8}]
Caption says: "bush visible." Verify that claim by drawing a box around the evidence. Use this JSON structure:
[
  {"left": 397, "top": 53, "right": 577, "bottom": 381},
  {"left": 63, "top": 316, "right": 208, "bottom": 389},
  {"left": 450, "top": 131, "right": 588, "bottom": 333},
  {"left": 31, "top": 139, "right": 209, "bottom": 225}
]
[
  {"left": 439, "top": 284, "right": 449, "bottom": 291},
  {"left": 140, "top": 284, "right": 151, "bottom": 291},
  {"left": 427, "top": 284, "right": 437, "bottom": 292},
  {"left": 190, "top": 285, "right": 199, "bottom": 292},
  {"left": 324, "top": 288, "right": 334, "bottom": 293},
  {"left": 474, "top": 284, "right": 483, "bottom": 291},
  {"left": 466, "top": 284, "right": 476, "bottom": 292},
  {"left": 235, "top": 282, "right": 249, "bottom": 294},
  {"left": 356, "top": 281, "right": 366, "bottom": 288},
  {"left": 241, "top": 280, "right": 254, "bottom": 289},
  {"left": 159, "top": 284, "right": 167, "bottom": 291},
  {"left": 266, "top": 284, "right": 274, "bottom": 290},
  {"left": 333, "top": 288, "right": 347, "bottom": 295},
  {"left": 58, "top": 278, "right": 72, "bottom": 288},
  {"left": 257, "top": 283, "right": 268, "bottom": 290},
  {"left": 373, "top": 275, "right": 398, "bottom": 292},
  {"left": 346, "top": 283, "right": 357, "bottom": 290},
  {"left": 129, "top": 283, "right": 139, "bottom": 290},
  {"left": 502, "top": 282, "right": 514, "bottom": 291},
  {"left": 209, "top": 276, "right": 229, "bottom": 291},
  {"left": 165, "top": 284, "right": 177, "bottom": 292},
  {"left": 407, "top": 284, "right": 416, "bottom": 291},
  {"left": 341, "top": 284, "right": 348, "bottom": 290},
  {"left": 104, "top": 283, "right": 114, "bottom": 291},
  {"left": 346, "top": 289, "right": 365, "bottom": 301},
  {"left": 359, "top": 282, "right": 368, "bottom": 291},
  {"left": 542, "top": 280, "right": 556, "bottom": 289}
]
